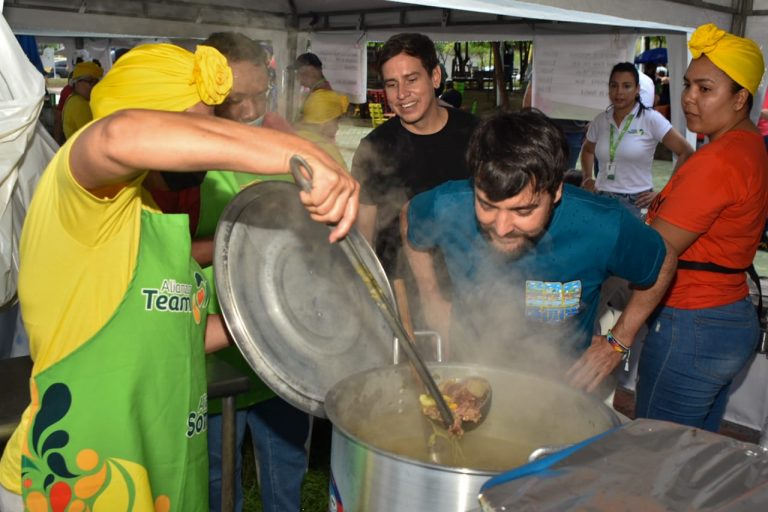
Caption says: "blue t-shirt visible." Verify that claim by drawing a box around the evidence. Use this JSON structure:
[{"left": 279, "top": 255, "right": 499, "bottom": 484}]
[{"left": 407, "top": 180, "right": 665, "bottom": 356}]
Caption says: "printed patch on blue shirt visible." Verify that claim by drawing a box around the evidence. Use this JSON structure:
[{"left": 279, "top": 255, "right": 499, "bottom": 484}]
[{"left": 525, "top": 280, "right": 582, "bottom": 324}]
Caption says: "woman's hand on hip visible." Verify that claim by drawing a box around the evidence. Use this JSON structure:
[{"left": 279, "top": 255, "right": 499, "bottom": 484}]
[{"left": 635, "top": 190, "right": 657, "bottom": 209}]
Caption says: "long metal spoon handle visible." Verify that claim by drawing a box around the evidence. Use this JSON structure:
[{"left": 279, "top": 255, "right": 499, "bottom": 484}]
[
  {"left": 338, "top": 239, "right": 455, "bottom": 428},
  {"left": 289, "top": 155, "right": 455, "bottom": 429}
]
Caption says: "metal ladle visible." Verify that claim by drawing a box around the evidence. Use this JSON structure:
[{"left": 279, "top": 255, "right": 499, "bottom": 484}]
[{"left": 289, "top": 155, "right": 457, "bottom": 429}]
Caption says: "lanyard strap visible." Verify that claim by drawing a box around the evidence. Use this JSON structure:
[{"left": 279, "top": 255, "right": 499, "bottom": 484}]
[{"left": 608, "top": 113, "right": 635, "bottom": 163}]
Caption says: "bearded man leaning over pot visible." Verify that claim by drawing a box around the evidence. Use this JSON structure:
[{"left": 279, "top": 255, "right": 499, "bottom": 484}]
[{"left": 400, "top": 109, "right": 677, "bottom": 392}]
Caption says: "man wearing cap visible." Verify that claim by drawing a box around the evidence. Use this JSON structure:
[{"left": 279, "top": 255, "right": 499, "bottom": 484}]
[
  {"left": 0, "top": 43, "right": 356, "bottom": 512},
  {"left": 351, "top": 33, "right": 478, "bottom": 325},
  {"left": 61, "top": 60, "right": 103, "bottom": 139}
]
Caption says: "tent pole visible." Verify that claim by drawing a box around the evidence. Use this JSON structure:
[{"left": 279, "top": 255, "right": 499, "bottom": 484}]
[{"left": 731, "top": 0, "right": 752, "bottom": 36}]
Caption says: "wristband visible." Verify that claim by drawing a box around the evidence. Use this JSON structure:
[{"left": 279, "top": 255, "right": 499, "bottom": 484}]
[{"left": 606, "top": 329, "right": 631, "bottom": 371}]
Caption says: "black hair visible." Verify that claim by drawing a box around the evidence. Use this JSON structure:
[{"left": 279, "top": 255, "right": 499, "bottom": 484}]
[
  {"left": 377, "top": 33, "right": 438, "bottom": 76},
  {"left": 468, "top": 109, "right": 567, "bottom": 201},
  {"left": 563, "top": 169, "right": 583, "bottom": 187},
  {"left": 202, "top": 32, "right": 267, "bottom": 67},
  {"left": 610, "top": 62, "right": 648, "bottom": 118},
  {"left": 730, "top": 80, "right": 755, "bottom": 111},
  {"left": 113, "top": 48, "right": 130, "bottom": 62}
]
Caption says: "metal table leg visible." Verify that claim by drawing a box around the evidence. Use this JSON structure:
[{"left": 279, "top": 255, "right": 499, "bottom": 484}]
[
  {"left": 207, "top": 359, "right": 250, "bottom": 512},
  {"left": 220, "top": 395, "right": 236, "bottom": 512}
]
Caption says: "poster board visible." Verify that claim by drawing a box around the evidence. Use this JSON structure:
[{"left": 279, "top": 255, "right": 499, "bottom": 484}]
[
  {"left": 310, "top": 33, "right": 366, "bottom": 104},
  {"left": 531, "top": 33, "right": 636, "bottom": 121}
]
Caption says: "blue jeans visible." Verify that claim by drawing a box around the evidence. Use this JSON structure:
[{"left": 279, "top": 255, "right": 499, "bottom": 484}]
[
  {"left": 564, "top": 131, "right": 585, "bottom": 170},
  {"left": 636, "top": 297, "right": 759, "bottom": 432},
  {"left": 208, "top": 396, "right": 310, "bottom": 512},
  {"left": 597, "top": 189, "right": 651, "bottom": 219}
]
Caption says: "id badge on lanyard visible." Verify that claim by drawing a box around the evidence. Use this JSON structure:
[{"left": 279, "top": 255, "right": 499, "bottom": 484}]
[{"left": 608, "top": 113, "right": 634, "bottom": 181}]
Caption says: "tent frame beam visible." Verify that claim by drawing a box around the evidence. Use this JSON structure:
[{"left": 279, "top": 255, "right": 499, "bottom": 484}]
[{"left": 660, "top": 0, "right": 738, "bottom": 14}]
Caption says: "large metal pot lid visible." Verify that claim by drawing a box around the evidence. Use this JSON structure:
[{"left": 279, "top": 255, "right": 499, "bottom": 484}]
[{"left": 214, "top": 181, "right": 395, "bottom": 417}]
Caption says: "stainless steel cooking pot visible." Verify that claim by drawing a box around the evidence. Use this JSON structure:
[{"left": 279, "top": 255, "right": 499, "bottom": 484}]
[{"left": 325, "top": 363, "right": 620, "bottom": 512}]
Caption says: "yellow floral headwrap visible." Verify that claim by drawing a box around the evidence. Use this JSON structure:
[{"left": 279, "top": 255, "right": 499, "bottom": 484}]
[
  {"left": 688, "top": 23, "right": 764, "bottom": 96},
  {"left": 90, "top": 43, "right": 233, "bottom": 119},
  {"left": 302, "top": 90, "right": 350, "bottom": 124},
  {"left": 72, "top": 61, "right": 104, "bottom": 80}
]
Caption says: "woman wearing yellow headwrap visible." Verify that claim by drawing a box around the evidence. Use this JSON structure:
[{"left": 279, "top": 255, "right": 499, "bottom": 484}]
[
  {"left": 0, "top": 43, "right": 357, "bottom": 512},
  {"left": 296, "top": 89, "right": 351, "bottom": 169},
  {"left": 637, "top": 24, "right": 768, "bottom": 432},
  {"left": 61, "top": 60, "right": 104, "bottom": 140}
]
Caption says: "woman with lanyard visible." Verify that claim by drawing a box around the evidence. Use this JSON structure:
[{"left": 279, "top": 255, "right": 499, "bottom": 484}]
[
  {"left": 581, "top": 62, "right": 693, "bottom": 218},
  {"left": 0, "top": 44, "right": 356, "bottom": 511},
  {"left": 637, "top": 24, "right": 768, "bottom": 432}
]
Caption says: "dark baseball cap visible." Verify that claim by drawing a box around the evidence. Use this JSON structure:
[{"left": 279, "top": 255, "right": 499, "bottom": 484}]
[{"left": 289, "top": 52, "right": 322, "bottom": 70}]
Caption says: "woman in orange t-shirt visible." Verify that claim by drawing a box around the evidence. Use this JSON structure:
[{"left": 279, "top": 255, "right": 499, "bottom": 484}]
[{"left": 638, "top": 24, "right": 768, "bottom": 432}]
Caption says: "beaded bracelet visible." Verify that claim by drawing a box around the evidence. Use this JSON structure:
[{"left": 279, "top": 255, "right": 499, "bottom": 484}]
[{"left": 606, "top": 329, "right": 631, "bottom": 371}]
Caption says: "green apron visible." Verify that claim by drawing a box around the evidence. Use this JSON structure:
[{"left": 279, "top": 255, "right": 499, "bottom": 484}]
[
  {"left": 21, "top": 210, "right": 209, "bottom": 512},
  {"left": 197, "top": 171, "right": 292, "bottom": 414}
]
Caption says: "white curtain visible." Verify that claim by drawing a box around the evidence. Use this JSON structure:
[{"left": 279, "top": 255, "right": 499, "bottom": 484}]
[
  {"left": 0, "top": 14, "right": 57, "bottom": 307},
  {"left": 309, "top": 32, "right": 368, "bottom": 104}
]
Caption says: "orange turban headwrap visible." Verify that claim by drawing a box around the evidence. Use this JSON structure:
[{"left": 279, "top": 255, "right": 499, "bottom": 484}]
[
  {"left": 688, "top": 24, "right": 764, "bottom": 96},
  {"left": 90, "top": 43, "right": 233, "bottom": 119}
]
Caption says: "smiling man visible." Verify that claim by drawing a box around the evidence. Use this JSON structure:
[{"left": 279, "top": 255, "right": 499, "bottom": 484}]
[
  {"left": 401, "top": 109, "right": 677, "bottom": 392},
  {"left": 352, "top": 33, "right": 478, "bottom": 321}
]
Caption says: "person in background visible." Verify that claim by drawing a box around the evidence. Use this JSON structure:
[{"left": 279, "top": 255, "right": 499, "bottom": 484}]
[
  {"left": 352, "top": 33, "right": 478, "bottom": 327},
  {"left": 655, "top": 66, "right": 671, "bottom": 107},
  {"left": 61, "top": 60, "right": 103, "bottom": 140},
  {"left": 401, "top": 109, "right": 676, "bottom": 391},
  {"left": 757, "top": 88, "right": 768, "bottom": 151},
  {"left": 639, "top": 24, "right": 768, "bottom": 432},
  {"left": 196, "top": 32, "right": 310, "bottom": 512},
  {"left": 51, "top": 58, "right": 84, "bottom": 144},
  {"left": 295, "top": 89, "right": 350, "bottom": 169},
  {"left": 580, "top": 62, "right": 693, "bottom": 218},
  {"left": 290, "top": 52, "right": 332, "bottom": 121},
  {"left": 439, "top": 79, "right": 463, "bottom": 109},
  {"left": 0, "top": 43, "right": 356, "bottom": 512}
]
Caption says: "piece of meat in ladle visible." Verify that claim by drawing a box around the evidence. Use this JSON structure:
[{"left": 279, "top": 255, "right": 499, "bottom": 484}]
[{"left": 420, "top": 377, "right": 489, "bottom": 437}]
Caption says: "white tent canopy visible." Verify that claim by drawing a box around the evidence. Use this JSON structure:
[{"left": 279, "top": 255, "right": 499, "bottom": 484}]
[{"left": 4, "top": 1, "right": 766, "bottom": 126}]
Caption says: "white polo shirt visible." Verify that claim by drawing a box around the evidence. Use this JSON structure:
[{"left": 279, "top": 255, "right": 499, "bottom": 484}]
[{"left": 586, "top": 103, "right": 672, "bottom": 194}]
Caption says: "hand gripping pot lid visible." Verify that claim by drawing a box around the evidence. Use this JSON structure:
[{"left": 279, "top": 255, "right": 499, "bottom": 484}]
[{"left": 213, "top": 181, "right": 395, "bottom": 417}]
